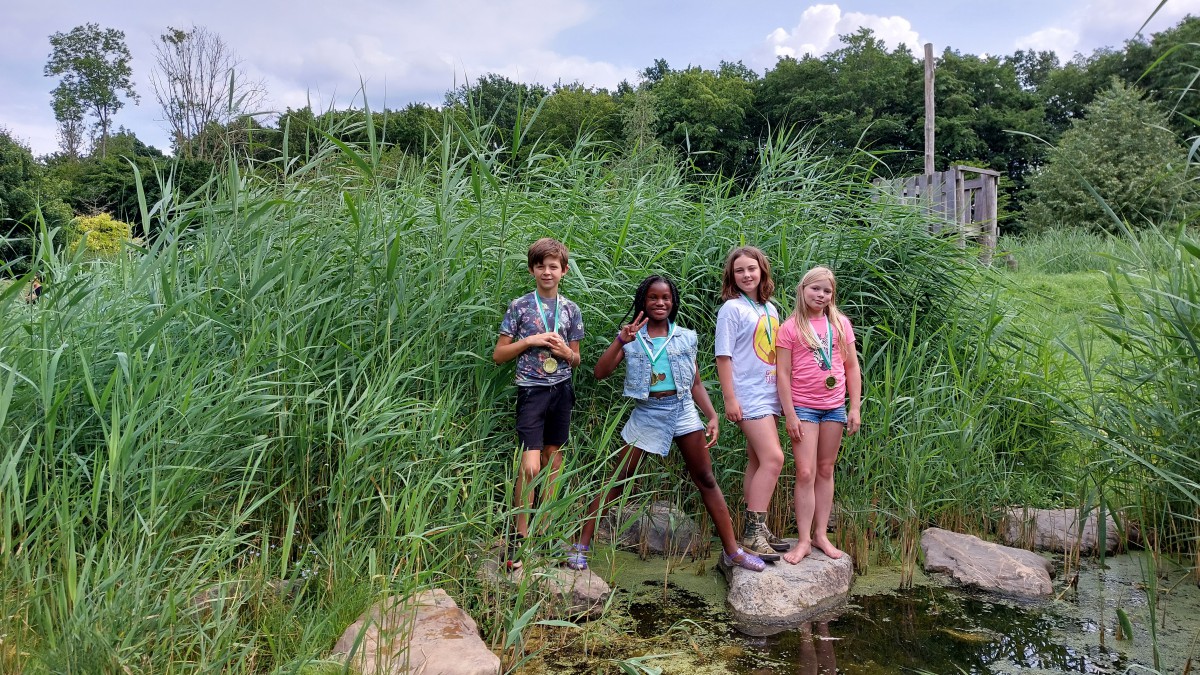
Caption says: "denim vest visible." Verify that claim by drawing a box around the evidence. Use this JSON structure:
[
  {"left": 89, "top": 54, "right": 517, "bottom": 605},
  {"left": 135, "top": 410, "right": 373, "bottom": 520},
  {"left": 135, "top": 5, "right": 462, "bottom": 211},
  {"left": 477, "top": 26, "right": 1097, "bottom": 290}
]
[{"left": 621, "top": 327, "right": 699, "bottom": 400}]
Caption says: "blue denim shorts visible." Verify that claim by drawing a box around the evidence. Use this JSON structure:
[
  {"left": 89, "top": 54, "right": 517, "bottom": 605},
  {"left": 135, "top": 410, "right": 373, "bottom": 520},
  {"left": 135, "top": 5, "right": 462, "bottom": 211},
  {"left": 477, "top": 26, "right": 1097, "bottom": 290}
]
[
  {"left": 792, "top": 405, "right": 847, "bottom": 424},
  {"left": 622, "top": 394, "right": 706, "bottom": 457}
]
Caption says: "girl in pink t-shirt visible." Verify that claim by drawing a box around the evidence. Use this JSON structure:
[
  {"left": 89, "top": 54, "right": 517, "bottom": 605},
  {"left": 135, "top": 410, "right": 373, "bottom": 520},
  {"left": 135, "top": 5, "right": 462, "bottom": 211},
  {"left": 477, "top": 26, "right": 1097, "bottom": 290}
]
[{"left": 775, "top": 266, "right": 862, "bottom": 564}]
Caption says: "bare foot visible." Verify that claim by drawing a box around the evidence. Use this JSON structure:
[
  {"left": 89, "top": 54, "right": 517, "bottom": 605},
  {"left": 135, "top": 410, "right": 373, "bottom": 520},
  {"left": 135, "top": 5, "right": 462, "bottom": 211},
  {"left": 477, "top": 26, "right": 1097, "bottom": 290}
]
[
  {"left": 813, "top": 537, "right": 844, "bottom": 559},
  {"left": 783, "top": 540, "right": 811, "bottom": 564}
]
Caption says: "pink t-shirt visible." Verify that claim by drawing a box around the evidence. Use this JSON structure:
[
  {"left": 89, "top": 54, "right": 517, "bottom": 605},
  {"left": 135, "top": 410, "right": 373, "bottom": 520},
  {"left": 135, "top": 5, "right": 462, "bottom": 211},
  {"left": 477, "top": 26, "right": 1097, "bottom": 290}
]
[{"left": 776, "top": 314, "right": 856, "bottom": 409}]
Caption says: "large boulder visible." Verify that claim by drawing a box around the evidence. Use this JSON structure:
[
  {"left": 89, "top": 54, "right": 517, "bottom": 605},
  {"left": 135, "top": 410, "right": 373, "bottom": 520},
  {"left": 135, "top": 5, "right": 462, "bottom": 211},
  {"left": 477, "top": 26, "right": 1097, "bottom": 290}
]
[
  {"left": 333, "top": 589, "right": 500, "bottom": 675},
  {"left": 718, "top": 547, "right": 854, "bottom": 636},
  {"left": 921, "top": 528, "right": 1054, "bottom": 599},
  {"left": 478, "top": 557, "right": 611, "bottom": 619},
  {"left": 1001, "top": 507, "right": 1119, "bottom": 555},
  {"left": 597, "top": 500, "right": 700, "bottom": 556}
]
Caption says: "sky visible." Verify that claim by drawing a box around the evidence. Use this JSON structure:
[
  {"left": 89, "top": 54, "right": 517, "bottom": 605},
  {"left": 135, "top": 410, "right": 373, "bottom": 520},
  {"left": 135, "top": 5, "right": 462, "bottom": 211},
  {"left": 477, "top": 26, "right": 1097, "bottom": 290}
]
[{"left": 3, "top": 0, "right": 1198, "bottom": 156}]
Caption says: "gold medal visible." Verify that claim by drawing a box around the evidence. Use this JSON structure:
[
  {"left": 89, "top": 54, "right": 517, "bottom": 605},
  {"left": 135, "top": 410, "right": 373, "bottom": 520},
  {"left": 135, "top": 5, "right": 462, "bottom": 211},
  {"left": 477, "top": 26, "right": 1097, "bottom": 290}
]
[
  {"left": 543, "top": 358, "right": 559, "bottom": 374},
  {"left": 825, "top": 376, "right": 837, "bottom": 389}
]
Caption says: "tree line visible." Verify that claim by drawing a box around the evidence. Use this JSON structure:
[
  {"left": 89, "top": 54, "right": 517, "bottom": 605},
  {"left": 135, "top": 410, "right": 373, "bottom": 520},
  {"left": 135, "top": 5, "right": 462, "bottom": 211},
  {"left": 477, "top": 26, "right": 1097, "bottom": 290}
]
[{"left": 4, "top": 16, "right": 1200, "bottom": 267}]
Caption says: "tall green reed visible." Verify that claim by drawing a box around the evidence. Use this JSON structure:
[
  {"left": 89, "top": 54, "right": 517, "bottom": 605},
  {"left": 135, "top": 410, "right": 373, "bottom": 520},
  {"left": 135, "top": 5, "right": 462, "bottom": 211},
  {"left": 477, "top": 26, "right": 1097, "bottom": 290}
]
[{"left": 0, "top": 108, "right": 1072, "bottom": 671}]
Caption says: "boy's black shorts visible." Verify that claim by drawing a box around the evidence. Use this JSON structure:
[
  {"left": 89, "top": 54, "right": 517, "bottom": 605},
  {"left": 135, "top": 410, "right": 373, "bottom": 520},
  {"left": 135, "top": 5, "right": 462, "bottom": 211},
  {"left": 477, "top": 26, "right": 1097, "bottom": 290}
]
[{"left": 515, "top": 381, "right": 574, "bottom": 450}]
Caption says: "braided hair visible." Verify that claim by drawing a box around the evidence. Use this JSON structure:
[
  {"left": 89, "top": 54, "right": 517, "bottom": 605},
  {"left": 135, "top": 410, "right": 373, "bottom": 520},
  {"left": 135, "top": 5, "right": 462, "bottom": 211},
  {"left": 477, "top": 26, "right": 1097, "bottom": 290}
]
[{"left": 623, "top": 274, "right": 680, "bottom": 326}]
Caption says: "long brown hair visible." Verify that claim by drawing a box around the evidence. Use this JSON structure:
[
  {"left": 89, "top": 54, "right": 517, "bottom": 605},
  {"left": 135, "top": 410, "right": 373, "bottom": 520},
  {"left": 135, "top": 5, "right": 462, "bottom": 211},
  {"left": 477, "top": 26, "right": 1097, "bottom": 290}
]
[
  {"left": 720, "top": 246, "right": 775, "bottom": 303},
  {"left": 788, "top": 266, "right": 851, "bottom": 361}
]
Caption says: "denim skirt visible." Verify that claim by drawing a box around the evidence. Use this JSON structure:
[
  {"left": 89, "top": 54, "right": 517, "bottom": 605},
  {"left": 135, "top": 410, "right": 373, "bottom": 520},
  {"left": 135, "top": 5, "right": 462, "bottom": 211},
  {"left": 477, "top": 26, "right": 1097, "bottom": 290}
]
[{"left": 621, "top": 394, "right": 705, "bottom": 456}]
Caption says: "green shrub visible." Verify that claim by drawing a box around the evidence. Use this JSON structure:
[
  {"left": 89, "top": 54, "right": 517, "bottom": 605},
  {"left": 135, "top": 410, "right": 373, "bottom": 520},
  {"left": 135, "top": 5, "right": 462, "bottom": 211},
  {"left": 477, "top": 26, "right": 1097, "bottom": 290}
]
[
  {"left": 1025, "top": 80, "right": 1193, "bottom": 233},
  {"left": 68, "top": 212, "right": 131, "bottom": 256}
]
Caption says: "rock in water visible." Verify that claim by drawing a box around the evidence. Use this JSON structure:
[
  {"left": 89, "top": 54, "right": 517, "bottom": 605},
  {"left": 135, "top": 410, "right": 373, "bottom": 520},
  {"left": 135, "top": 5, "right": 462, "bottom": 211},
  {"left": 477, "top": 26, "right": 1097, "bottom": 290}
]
[
  {"left": 921, "top": 527, "right": 1054, "bottom": 598},
  {"left": 719, "top": 547, "right": 854, "bottom": 636},
  {"left": 1001, "top": 507, "right": 1119, "bottom": 555},
  {"left": 333, "top": 589, "right": 499, "bottom": 675},
  {"left": 597, "top": 500, "right": 700, "bottom": 556},
  {"left": 478, "top": 558, "right": 611, "bottom": 619}
]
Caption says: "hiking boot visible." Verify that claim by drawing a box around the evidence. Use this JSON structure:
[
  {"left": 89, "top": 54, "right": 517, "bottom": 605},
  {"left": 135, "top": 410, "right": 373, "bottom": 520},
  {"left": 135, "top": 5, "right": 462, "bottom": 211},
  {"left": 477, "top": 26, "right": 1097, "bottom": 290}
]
[
  {"left": 741, "top": 510, "right": 781, "bottom": 558},
  {"left": 762, "top": 521, "right": 791, "bottom": 552}
]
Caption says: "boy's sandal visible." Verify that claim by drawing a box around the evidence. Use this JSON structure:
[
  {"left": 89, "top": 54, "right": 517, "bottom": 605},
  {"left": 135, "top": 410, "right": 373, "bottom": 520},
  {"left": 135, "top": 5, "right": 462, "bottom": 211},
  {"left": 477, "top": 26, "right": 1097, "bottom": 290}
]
[
  {"left": 565, "top": 543, "right": 589, "bottom": 571},
  {"left": 723, "top": 547, "right": 766, "bottom": 572}
]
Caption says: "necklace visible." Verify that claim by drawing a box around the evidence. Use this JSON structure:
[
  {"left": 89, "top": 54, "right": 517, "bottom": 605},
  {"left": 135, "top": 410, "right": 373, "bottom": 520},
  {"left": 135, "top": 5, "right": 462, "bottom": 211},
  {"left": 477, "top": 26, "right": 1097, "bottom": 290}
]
[
  {"left": 636, "top": 323, "right": 676, "bottom": 385},
  {"left": 535, "top": 293, "right": 560, "bottom": 373}
]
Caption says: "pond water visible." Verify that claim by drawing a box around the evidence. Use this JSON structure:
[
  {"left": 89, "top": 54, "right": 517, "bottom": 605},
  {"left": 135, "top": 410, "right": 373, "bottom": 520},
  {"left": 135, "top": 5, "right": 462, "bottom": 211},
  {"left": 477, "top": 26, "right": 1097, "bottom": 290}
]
[{"left": 533, "top": 550, "right": 1199, "bottom": 674}]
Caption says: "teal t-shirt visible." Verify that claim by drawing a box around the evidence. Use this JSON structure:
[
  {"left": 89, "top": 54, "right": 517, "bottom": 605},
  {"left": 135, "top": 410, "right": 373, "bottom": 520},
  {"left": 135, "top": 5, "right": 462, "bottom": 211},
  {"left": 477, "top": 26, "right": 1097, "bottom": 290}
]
[{"left": 646, "top": 336, "right": 677, "bottom": 392}]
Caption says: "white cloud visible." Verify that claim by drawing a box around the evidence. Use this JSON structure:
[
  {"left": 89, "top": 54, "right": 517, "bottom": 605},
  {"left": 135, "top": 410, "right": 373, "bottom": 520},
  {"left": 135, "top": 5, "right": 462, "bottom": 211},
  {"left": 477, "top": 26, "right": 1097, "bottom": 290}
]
[
  {"left": 761, "top": 3, "right": 922, "bottom": 64},
  {"left": 1014, "top": 27, "right": 1080, "bottom": 56},
  {"left": 1016, "top": 0, "right": 1200, "bottom": 58}
]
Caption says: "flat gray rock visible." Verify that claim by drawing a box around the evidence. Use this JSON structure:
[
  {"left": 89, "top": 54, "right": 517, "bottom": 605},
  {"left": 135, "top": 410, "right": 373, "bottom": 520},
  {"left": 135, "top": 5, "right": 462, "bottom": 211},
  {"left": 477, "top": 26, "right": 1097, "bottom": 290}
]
[
  {"left": 333, "top": 589, "right": 499, "bottom": 675},
  {"left": 478, "top": 557, "right": 611, "bottom": 619},
  {"left": 597, "top": 500, "right": 700, "bottom": 556},
  {"left": 921, "top": 527, "right": 1054, "bottom": 599},
  {"left": 1001, "top": 507, "right": 1119, "bottom": 555},
  {"left": 718, "top": 546, "right": 853, "bottom": 636}
]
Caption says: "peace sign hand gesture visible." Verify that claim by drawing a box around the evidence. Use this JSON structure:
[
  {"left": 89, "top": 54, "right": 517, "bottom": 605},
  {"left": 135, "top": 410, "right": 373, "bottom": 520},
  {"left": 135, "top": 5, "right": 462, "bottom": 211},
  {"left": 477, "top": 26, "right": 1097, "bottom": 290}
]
[{"left": 618, "top": 312, "right": 649, "bottom": 345}]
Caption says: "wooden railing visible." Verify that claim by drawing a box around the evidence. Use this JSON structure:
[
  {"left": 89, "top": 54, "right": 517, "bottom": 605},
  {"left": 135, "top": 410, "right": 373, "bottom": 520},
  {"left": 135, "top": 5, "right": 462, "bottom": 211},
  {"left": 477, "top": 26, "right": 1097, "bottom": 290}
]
[{"left": 874, "top": 165, "right": 1000, "bottom": 266}]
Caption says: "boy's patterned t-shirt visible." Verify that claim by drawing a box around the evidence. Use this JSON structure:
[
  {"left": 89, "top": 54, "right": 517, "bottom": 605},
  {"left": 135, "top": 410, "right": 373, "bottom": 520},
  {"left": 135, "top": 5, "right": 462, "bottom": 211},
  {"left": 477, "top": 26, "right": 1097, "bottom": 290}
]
[{"left": 499, "top": 292, "right": 585, "bottom": 386}]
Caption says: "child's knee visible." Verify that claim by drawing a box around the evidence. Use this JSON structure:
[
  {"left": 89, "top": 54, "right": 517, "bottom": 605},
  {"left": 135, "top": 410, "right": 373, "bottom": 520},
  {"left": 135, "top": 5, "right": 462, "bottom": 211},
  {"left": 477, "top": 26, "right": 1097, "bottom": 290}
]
[
  {"left": 816, "top": 463, "right": 836, "bottom": 481},
  {"left": 760, "top": 449, "right": 784, "bottom": 474},
  {"left": 520, "top": 454, "right": 542, "bottom": 479},
  {"left": 795, "top": 464, "right": 816, "bottom": 485},
  {"left": 689, "top": 469, "right": 719, "bottom": 491}
]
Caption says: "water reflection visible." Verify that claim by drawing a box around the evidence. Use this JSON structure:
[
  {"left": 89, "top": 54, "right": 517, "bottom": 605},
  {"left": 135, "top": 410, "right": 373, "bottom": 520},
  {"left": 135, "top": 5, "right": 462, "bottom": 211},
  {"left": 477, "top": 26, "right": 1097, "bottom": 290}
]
[{"left": 624, "top": 581, "right": 1125, "bottom": 674}]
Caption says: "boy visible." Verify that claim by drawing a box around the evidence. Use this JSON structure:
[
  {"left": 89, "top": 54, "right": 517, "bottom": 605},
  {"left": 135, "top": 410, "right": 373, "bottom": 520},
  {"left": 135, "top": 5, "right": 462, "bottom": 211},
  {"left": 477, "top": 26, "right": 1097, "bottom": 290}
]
[{"left": 493, "top": 238, "right": 584, "bottom": 569}]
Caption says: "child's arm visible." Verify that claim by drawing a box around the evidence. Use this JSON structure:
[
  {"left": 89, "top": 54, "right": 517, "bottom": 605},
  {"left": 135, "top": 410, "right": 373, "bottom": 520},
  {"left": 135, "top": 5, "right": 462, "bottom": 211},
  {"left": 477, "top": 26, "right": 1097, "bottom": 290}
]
[
  {"left": 715, "top": 356, "right": 741, "bottom": 422},
  {"left": 845, "top": 344, "right": 862, "bottom": 435},
  {"left": 777, "top": 346, "right": 802, "bottom": 443},
  {"left": 566, "top": 340, "right": 582, "bottom": 369},
  {"left": 690, "top": 361, "right": 721, "bottom": 449},
  {"left": 493, "top": 332, "right": 558, "bottom": 364},
  {"left": 594, "top": 313, "right": 646, "bottom": 379}
]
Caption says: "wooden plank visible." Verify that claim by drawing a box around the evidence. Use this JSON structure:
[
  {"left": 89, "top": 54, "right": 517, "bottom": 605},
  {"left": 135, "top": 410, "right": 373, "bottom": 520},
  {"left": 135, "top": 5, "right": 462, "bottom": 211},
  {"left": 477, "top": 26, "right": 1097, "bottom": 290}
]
[
  {"left": 952, "top": 164, "right": 1001, "bottom": 177},
  {"left": 925, "top": 43, "right": 935, "bottom": 177}
]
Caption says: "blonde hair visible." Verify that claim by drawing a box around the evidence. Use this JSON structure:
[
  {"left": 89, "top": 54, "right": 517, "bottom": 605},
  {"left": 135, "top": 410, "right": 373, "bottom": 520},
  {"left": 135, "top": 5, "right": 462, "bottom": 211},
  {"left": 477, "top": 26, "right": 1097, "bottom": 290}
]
[{"left": 789, "top": 266, "right": 851, "bottom": 361}]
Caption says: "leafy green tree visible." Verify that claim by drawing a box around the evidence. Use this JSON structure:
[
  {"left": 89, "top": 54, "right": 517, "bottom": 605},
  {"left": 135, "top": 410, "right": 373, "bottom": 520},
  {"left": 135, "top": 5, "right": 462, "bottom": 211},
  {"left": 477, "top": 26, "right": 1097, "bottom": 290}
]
[
  {"left": 529, "top": 83, "right": 621, "bottom": 150},
  {"left": 650, "top": 62, "right": 757, "bottom": 176},
  {"left": 55, "top": 129, "right": 165, "bottom": 228},
  {"left": 444, "top": 73, "right": 548, "bottom": 153},
  {"left": 0, "top": 129, "right": 72, "bottom": 266},
  {"left": 44, "top": 23, "right": 138, "bottom": 158},
  {"left": 754, "top": 30, "right": 923, "bottom": 175},
  {"left": 381, "top": 103, "right": 444, "bottom": 155},
  {"left": 1026, "top": 81, "right": 1192, "bottom": 232}
]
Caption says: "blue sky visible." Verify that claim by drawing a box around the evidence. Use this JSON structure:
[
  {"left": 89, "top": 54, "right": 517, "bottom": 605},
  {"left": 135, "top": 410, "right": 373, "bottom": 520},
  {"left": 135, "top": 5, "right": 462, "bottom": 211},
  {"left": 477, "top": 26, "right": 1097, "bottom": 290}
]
[{"left": 3, "top": 0, "right": 1197, "bottom": 155}]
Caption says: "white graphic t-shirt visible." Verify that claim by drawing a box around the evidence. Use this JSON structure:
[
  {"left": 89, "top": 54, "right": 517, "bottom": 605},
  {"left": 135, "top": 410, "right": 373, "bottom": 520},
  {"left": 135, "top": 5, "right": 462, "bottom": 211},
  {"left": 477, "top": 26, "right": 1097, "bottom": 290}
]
[{"left": 715, "top": 297, "right": 783, "bottom": 418}]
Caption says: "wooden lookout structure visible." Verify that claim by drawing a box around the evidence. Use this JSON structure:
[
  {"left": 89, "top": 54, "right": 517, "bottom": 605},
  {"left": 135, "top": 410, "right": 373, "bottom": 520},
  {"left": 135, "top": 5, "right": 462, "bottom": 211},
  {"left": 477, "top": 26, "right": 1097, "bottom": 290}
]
[
  {"left": 874, "top": 165, "right": 1000, "bottom": 266},
  {"left": 871, "top": 44, "right": 1001, "bottom": 266}
]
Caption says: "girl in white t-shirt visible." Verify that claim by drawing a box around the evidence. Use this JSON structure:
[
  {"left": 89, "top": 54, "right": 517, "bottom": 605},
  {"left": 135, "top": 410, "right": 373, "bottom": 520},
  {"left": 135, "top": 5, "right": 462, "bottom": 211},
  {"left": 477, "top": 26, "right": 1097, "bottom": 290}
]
[
  {"left": 776, "top": 266, "right": 862, "bottom": 564},
  {"left": 715, "top": 246, "right": 788, "bottom": 559}
]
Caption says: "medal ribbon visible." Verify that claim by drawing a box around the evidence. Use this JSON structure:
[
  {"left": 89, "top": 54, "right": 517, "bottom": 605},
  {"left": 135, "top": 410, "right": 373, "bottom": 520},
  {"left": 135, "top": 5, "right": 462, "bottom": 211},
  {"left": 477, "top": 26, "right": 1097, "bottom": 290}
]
[
  {"left": 741, "top": 293, "right": 775, "bottom": 345},
  {"left": 534, "top": 293, "right": 559, "bottom": 335},
  {"left": 816, "top": 316, "right": 834, "bottom": 370},
  {"left": 636, "top": 323, "right": 676, "bottom": 370}
]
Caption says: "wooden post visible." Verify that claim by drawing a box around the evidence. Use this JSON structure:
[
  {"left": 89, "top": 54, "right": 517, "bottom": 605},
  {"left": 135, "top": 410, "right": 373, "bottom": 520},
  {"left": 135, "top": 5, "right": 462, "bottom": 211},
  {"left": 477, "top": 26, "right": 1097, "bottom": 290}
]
[{"left": 924, "top": 43, "right": 935, "bottom": 178}]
